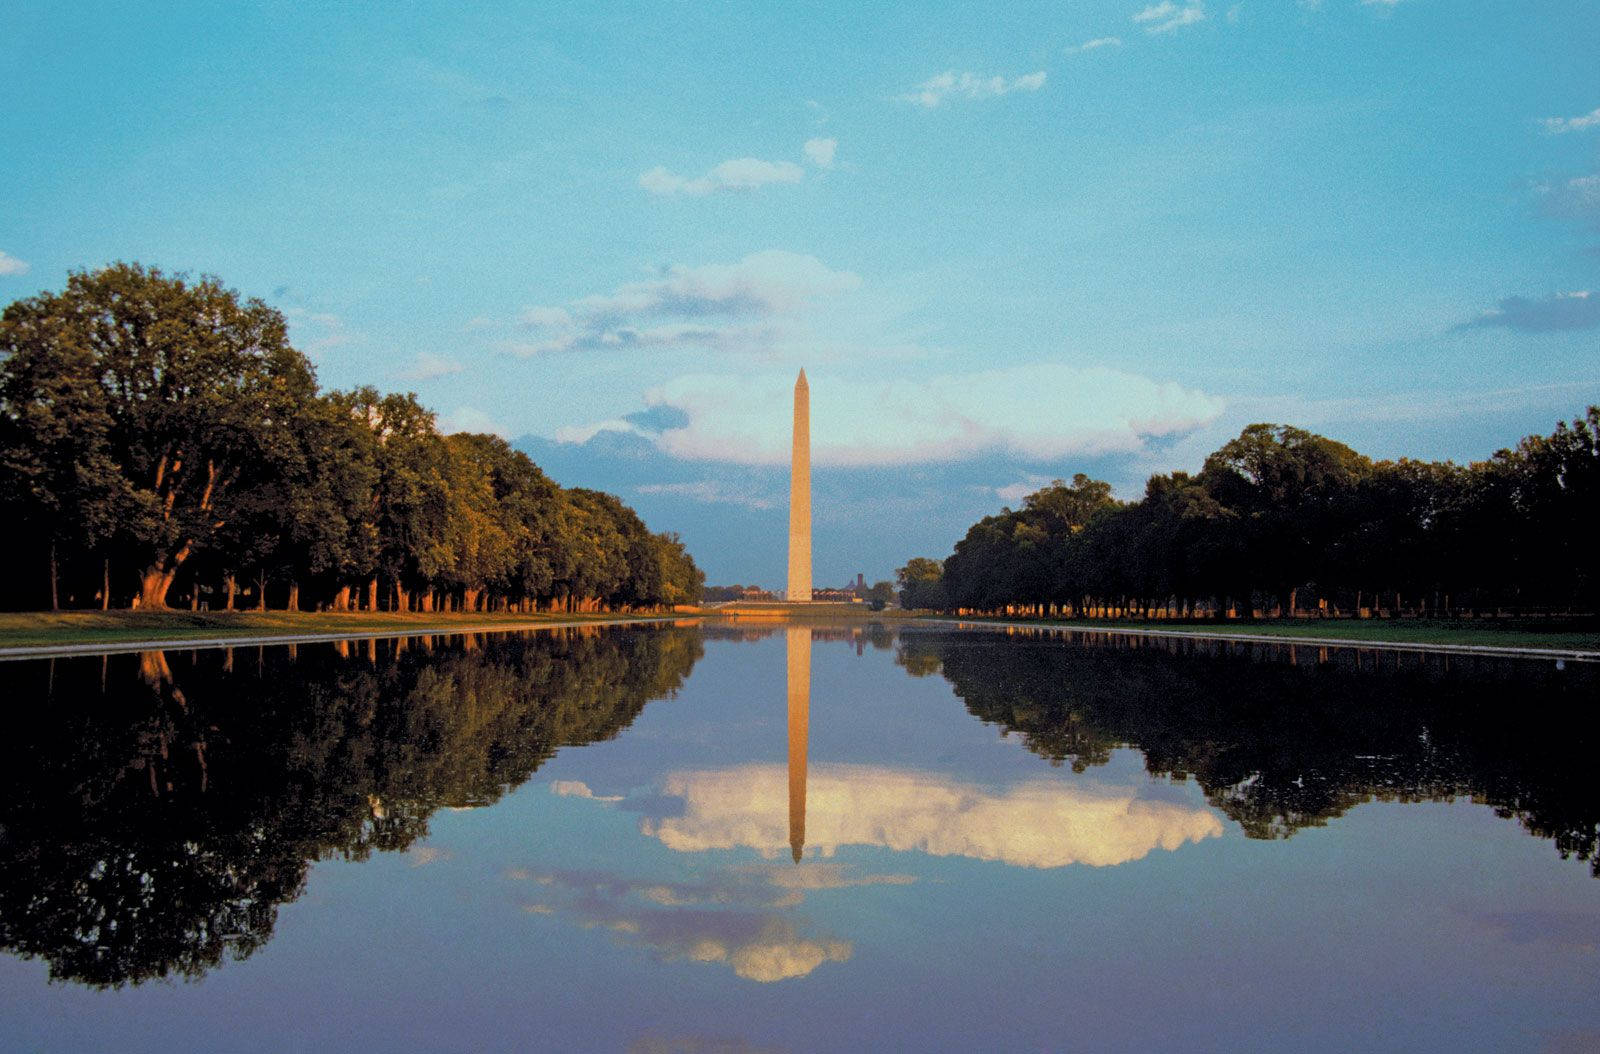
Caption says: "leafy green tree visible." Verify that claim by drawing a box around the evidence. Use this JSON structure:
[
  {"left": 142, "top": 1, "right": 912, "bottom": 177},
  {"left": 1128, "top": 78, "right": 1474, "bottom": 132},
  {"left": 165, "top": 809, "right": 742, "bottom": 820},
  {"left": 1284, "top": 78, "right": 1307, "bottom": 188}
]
[
  {"left": 0, "top": 264, "right": 319, "bottom": 608},
  {"left": 896, "top": 557, "right": 946, "bottom": 610}
]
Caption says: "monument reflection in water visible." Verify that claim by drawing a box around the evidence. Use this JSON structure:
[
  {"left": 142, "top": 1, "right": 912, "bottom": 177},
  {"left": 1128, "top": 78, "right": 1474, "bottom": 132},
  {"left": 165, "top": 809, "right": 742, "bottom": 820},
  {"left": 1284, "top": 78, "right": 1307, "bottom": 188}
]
[
  {"left": 788, "top": 625, "right": 809, "bottom": 864},
  {"left": 1, "top": 622, "right": 1597, "bottom": 1053}
]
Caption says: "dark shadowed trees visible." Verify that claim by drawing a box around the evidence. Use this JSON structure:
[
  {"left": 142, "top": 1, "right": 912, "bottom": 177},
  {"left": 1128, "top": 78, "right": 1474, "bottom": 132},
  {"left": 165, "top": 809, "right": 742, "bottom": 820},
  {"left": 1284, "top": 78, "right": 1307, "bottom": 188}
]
[{"left": 924, "top": 412, "right": 1600, "bottom": 619}]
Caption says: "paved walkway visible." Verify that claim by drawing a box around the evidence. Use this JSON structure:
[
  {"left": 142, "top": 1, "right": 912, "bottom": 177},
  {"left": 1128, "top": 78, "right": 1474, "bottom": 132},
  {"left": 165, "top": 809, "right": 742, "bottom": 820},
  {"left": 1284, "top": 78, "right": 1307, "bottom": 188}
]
[
  {"left": 0, "top": 616, "right": 680, "bottom": 661},
  {"left": 918, "top": 618, "right": 1600, "bottom": 663}
]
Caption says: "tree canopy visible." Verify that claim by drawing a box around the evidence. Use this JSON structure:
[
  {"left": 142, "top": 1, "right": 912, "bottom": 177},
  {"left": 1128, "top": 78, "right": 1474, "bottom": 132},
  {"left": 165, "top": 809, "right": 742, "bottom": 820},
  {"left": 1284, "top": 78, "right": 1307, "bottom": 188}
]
[
  {"left": 903, "top": 411, "right": 1600, "bottom": 619},
  {"left": 0, "top": 264, "right": 703, "bottom": 612}
]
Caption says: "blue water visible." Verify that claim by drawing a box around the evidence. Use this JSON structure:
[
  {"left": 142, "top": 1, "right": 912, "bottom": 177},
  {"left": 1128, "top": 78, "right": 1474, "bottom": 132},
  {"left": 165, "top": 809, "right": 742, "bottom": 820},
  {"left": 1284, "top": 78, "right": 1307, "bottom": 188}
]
[{"left": 1, "top": 623, "right": 1595, "bottom": 1052}]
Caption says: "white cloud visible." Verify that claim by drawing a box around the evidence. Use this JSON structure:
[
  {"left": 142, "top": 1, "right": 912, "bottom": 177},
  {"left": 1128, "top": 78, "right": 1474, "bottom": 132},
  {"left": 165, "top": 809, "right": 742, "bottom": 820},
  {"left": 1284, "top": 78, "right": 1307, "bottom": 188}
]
[
  {"left": 1542, "top": 106, "right": 1600, "bottom": 135},
  {"left": 567, "top": 364, "right": 1221, "bottom": 467},
  {"left": 439, "top": 405, "right": 513, "bottom": 438},
  {"left": 996, "top": 476, "right": 1053, "bottom": 504},
  {"left": 509, "top": 869, "right": 855, "bottom": 982},
  {"left": 406, "top": 846, "right": 452, "bottom": 868},
  {"left": 0, "top": 251, "right": 29, "bottom": 276},
  {"left": 550, "top": 780, "right": 624, "bottom": 802},
  {"left": 1069, "top": 37, "right": 1123, "bottom": 53},
  {"left": 802, "top": 137, "right": 837, "bottom": 168},
  {"left": 644, "top": 764, "right": 1224, "bottom": 868},
  {"left": 396, "top": 351, "right": 464, "bottom": 381},
  {"left": 1133, "top": 1, "right": 1207, "bottom": 33},
  {"left": 514, "top": 250, "right": 861, "bottom": 356},
  {"left": 896, "top": 70, "right": 1047, "bottom": 108},
  {"left": 640, "top": 158, "right": 805, "bottom": 197},
  {"left": 553, "top": 417, "right": 645, "bottom": 443}
]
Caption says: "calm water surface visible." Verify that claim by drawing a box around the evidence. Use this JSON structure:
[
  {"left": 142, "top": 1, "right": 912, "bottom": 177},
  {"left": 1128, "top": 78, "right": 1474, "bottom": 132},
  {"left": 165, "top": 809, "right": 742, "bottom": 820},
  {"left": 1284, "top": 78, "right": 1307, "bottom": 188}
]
[{"left": 2, "top": 622, "right": 1597, "bottom": 1052}]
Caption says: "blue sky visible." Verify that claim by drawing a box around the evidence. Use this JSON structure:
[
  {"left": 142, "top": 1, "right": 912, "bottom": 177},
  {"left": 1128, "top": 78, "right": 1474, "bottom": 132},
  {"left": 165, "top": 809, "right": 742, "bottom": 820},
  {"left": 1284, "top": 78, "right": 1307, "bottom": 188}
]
[{"left": 3, "top": 1, "right": 1598, "bottom": 585}]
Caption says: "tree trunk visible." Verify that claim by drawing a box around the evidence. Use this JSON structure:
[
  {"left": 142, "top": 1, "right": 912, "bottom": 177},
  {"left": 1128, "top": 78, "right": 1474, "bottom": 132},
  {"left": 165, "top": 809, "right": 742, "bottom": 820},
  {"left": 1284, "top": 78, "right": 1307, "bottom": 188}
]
[
  {"left": 50, "top": 542, "right": 59, "bottom": 611},
  {"left": 225, "top": 574, "right": 237, "bottom": 611},
  {"left": 396, "top": 585, "right": 409, "bottom": 612},
  {"left": 287, "top": 582, "right": 300, "bottom": 612},
  {"left": 102, "top": 558, "right": 111, "bottom": 611},
  {"left": 366, "top": 576, "right": 378, "bottom": 612},
  {"left": 333, "top": 585, "right": 351, "bottom": 612},
  {"left": 420, "top": 591, "right": 434, "bottom": 613},
  {"left": 139, "top": 567, "right": 178, "bottom": 610},
  {"left": 463, "top": 587, "right": 481, "bottom": 612},
  {"left": 256, "top": 571, "right": 268, "bottom": 611}
]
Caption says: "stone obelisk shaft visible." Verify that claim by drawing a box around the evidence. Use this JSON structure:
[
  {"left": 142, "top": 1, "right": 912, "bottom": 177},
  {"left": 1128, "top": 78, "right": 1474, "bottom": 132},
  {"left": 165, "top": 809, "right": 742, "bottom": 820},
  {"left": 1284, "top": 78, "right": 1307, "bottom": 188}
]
[
  {"left": 787, "top": 369, "right": 812, "bottom": 602},
  {"left": 786, "top": 625, "right": 810, "bottom": 864}
]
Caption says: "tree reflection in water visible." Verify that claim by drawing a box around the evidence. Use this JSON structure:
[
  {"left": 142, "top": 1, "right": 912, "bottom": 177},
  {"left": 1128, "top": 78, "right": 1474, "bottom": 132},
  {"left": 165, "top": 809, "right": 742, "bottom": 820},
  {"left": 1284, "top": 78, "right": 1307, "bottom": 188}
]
[
  {"left": 4, "top": 621, "right": 1596, "bottom": 993},
  {"left": 0, "top": 627, "right": 702, "bottom": 988},
  {"left": 897, "top": 627, "right": 1600, "bottom": 874}
]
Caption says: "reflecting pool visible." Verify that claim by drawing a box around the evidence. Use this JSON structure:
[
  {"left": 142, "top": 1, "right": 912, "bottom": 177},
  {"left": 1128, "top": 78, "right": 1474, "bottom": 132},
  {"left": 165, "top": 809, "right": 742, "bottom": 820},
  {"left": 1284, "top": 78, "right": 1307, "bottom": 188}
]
[{"left": 1, "top": 622, "right": 1597, "bottom": 1052}]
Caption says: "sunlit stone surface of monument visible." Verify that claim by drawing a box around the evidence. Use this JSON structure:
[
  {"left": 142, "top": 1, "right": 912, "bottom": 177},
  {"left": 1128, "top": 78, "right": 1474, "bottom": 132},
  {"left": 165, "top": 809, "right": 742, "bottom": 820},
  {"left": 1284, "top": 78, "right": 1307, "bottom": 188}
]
[{"left": 786, "top": 369, "right": 812, "bottom": 602}]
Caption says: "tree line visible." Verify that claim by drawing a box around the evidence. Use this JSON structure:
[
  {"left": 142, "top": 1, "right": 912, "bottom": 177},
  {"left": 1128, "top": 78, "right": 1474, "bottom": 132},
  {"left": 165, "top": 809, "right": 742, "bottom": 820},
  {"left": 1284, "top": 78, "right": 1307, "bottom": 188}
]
[
  {"left": 0, "top": 263, "right": 703, "bottom": 613},
  {"left": 898, "top": 411, "right": 1600, "bottom": 619}
]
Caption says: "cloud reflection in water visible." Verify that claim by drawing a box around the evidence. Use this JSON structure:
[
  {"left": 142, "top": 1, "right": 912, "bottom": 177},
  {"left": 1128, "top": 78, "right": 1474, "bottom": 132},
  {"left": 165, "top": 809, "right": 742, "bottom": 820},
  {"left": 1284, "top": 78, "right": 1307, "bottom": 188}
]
[
  {"left": 644, "top": 763, "right": 1223, "bottom": 868},
  {"left": 509, "top": 868, "right": 853, "bottom": 982}
]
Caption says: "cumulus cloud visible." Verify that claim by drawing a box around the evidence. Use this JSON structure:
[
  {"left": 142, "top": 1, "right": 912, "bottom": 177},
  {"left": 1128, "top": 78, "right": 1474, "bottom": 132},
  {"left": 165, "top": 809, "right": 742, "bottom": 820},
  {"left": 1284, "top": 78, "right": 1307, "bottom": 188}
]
[
  {"left": 1069, "top": 37, "right": 1123, "bottom": 53},
  {"left": 509, "top": 869, "right": 854, "bottom": 982},
  {"left": 802, "top": 137, "right": 837, "bottom": 168},
  {"left": 396, "top": 351, "right": 464, "bottom": 381},
  {"left": 1455, "top": 290, "right": 1600, "bottom": 333},
  {"left": 0, "top": 251, "right": 29, "bottom": 276},
  {"left": 1133, "top": 1, "right": 1207, "bottom": 33},
  {"left": 643, "top": 764, "right": 1224, "bottom": 868},
  {"left": 640, "top": 158, "right": 805, "bottom": 197},
  {"left": 1542, "top": 106, "right": 1600, "bottom": 134},
  {"left": 512, "top": 250, "right": 861, "bottom": 356},
  {"left": 406, "top": 846, "right": 452, "bottom": 868},
  {"left": 896, "top": 70, "right": 1047, "bottom": 108},
  {"left": 561, "top": 364, "right": 1222, "bottom": 467},
  {"left": 439, "top": 405, "right": 513, "bottom": 438},
  {"left": 551, "top": 780, "right": 624, "bottom": 802},
  {"left": 995, "top": 476, "right": 1053, "bottom": 504}
]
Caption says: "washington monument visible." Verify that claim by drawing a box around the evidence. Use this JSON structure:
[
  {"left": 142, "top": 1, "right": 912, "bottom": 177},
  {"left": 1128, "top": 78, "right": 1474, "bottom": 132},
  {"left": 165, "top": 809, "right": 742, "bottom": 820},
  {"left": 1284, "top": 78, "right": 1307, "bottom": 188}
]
[{"left": 787, "top": 369, "right": 812, "bottom": 603}]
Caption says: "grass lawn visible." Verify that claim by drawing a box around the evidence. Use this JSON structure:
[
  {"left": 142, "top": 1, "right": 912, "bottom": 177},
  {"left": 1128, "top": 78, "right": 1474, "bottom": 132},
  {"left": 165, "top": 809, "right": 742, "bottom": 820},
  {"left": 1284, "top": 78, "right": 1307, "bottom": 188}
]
[
  {"left": 0, "top": 609, "right": 676, "bottom": 650},
  {"left": 921, "top": 614, "right": 1600, "bottom": 652}
]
